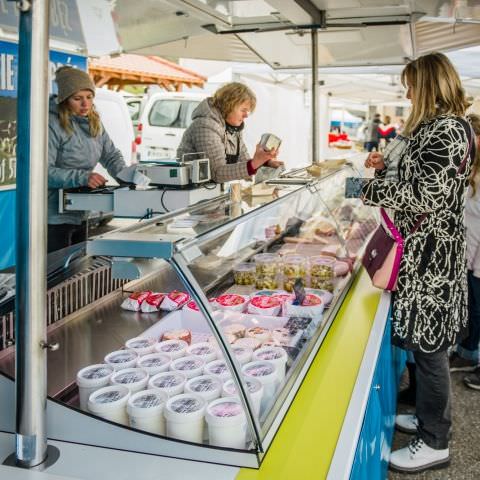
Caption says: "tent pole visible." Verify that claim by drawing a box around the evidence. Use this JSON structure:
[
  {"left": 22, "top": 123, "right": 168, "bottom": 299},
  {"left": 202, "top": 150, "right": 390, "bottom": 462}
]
[{"left": 311, "top": 28, "right": 319, "bottom": 164}]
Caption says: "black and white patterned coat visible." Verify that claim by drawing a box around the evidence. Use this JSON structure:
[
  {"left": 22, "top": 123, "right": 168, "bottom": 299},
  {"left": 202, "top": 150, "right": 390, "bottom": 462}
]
[{"left": 362, "top": 115, "right": 473, "bottom": 353}]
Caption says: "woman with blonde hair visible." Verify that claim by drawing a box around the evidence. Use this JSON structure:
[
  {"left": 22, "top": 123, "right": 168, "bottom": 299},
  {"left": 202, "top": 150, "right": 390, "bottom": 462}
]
[
  {"left": 361, "top": 52, "right": 475, "bottom": 473},
  {"left": 48, "top": 66, "right": 126, "bottom": 252},
  {"left": 177, "top": 82, "right": 282, "bottom": 183}
]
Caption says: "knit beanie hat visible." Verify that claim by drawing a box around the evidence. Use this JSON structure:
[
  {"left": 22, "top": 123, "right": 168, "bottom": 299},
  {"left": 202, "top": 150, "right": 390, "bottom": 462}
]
[{"left": 55, "top": 66, "right": 95, "bottom": 104}]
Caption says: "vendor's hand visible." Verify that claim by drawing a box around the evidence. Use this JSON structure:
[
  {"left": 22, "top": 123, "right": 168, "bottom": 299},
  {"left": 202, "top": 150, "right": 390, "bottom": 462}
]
[
  {"left": 365, "top": 152, "right": 385, "bottom": 170},
  {"left": 252, "top": 144, "right": 276, "bottom": 170},
  {"left": 265, "top": 159, "right": 284, "bottom": 169},
  {"left": 87, "top": 172, "right": 107, "bottom": 189}
]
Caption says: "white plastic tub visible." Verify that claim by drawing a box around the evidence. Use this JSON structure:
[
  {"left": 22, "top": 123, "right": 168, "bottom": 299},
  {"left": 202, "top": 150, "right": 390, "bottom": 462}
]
[
  {"left": 253, "top": 346, "right": 288, "bottom": 384},
  {"left": 170, "top": 356, "right": 205, "bottom": 379},
  {"left": 137, "top": 353, "right": 171, "bottom": 376},
  {"left": 242, "top": 360, "right": 278, "bottom": 413},
  {"left": 204, "top": 360, "right": 231, "bottom": 381},
  {"left": 110, "top": 368, "right": 149, "bottom": 393},
  {"left": 88, "top": 385, "right": 130, "bottom": 425},
  {"left": 148, "top": 371, "right": 186, "bottom": 397},
  {"left": 127, "top": 389, "right": 168, "bottom": 435},
  {"left": 184, "top": 375, "right": 222, "bottom": 402},
  {"left": 205, "top": 397, "right": 247, "bottom": 449},
  {"left": 187, "top": 342, "right": 218, "bottom": 364},
  {"left": 104, "top": 350, "right": 139, "bottom": 371},
  {"left": 230, "top": 345, "right": 253, "bottom": 365},
  {"left": 125, "top": 337, "right": 157, "bottom": 356},
  {"left": 164, "top": 393, "right": 207, "bottom": 443},
  {"left": 154, "top": 339, "right": 188, "bottom": 360},
  {"left": 76, "top": 364, "right": 114, "bottom": 411},
  {"left": 222, "top": 378, "right": 263, "bottom": 417}
]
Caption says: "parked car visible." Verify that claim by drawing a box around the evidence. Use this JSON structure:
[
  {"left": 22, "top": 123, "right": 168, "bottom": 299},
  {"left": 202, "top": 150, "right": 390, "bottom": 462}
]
[
  {"left": 136, "top": 91, "right": 206, "bottom": 162},
  {"left": 124, "top": 94, "right": 145, "bottom": 135}
]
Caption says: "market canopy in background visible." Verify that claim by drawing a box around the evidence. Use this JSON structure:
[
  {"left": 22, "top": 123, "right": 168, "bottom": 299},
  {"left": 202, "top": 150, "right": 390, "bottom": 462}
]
[{"left": 89, "top": 54, "right": 206, "bottom": 91}]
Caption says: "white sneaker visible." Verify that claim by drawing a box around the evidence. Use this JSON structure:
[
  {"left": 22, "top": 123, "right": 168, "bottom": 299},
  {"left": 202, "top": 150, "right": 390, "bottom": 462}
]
[
  {"left": 389, "top": 437, "right": 450, "bottom": 473},
  {"left": 395, "top": 414, "right": 418, "bottom": 434}
]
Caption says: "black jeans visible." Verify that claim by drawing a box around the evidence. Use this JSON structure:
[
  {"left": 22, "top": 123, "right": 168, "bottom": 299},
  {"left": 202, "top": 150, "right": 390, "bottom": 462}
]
[
  {"left": 365, "top": 141, "right": 379, "bottom": 152},
  {"left": 459, "top": 270, "right": 480, "bottom": 356},
  {"left": 414, "top": 349, "right": 451, "bottom": 449},
  {"left": 47, "top": 223, "right": 87, "bottom": 253}
]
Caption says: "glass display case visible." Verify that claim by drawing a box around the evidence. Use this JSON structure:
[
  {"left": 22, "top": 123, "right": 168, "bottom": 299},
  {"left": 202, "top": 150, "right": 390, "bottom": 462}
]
[{"left": 0, "top": 163, "right": 377, "bottom": 468}]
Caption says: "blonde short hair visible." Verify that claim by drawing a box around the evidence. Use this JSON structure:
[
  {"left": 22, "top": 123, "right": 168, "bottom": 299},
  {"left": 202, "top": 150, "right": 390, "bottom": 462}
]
[
  {"left": 212, "top": 82, "right": 256, "bottom": 119},
  {"left": 401, "top": 52, "right": 470, "bottom": 136}
]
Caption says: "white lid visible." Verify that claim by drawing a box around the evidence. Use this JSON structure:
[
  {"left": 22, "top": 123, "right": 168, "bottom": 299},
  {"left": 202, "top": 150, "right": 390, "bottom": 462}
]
[
  {"left": 171, "top": 355, "right": 205, "bottom": 372},
  {"left": 104, "top": 350, "right": 138, "bottom": 365},
  {"left": 204, "top": 360, "right": 231, "bottom": 379},
  {"left": 187, "top": 342, "right": 216, "bottom": 358},
  {"left": 205, "top": 397, "right": 246, "bottom": 427},
  {"left": 127, "top": 389, "right": 168, "bottom": 418},
  {"left": 155, "top": 339, "right": 188, "bottom": 355},
  {"left": 125, "top": 337, "right": 157, "bottom": 350},
  {"left": 222, "top": 377, "right": 263, "bottom": 396},
  {"left": 77, "top": 364, "right": 113, "bottom": 388},
  {"left": 253, "top": 346, "right": 287, "bottom": 362},
  {"left": 137, "top": 353, "right": 171, "bottom": 370},
  {"left": 242, "top": 361, "right": 276, "bottom": 379},
  {"left": 164, "top": 393, "right": 206, "bottom": 422},
  {"left": 110, "top": 368, "right": 149, "bottom": 387},
  {"left": 149, "top": 371, "right": 186, "bottom": 390},
  {"left": 231, "top": 345, "right": 253, "bottom": 363},
  {"left": 185, "top": 375, "right": 222, "bottom": 397},
  {"left": 88, "top": 385, "right": 130, "bottom": 409}
]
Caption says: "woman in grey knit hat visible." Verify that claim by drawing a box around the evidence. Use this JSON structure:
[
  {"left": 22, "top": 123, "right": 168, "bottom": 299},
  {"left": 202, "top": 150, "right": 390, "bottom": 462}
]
[{"left": 47, "top": 66, "right": 126, "bottom": 252}]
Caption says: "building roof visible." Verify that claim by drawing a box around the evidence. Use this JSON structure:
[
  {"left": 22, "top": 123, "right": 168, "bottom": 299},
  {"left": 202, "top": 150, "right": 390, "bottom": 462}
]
[{"left": 89, "top": 54, "right": 207, "bottom": 91}]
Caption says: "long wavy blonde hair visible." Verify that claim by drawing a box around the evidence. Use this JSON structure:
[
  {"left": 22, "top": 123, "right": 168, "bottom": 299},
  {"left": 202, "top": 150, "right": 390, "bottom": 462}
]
[
  {"left": 467, "top": 113, "right": 480, "bottom": 197},
  {"left": 58, "top": 99, "right": 102, "bottom": 137},
  {"left": 401, "top": 52, "right": 470, "bottom": 137}
]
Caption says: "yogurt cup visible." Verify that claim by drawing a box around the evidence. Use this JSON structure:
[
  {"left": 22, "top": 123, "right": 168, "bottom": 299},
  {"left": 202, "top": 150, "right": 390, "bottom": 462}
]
[
  {"left": 205, "top": 397, "right": 247, "bottom": 449},
  {"left": 137, "top": 353, "right": 171, "bottom": 376},
  {"left": 184, "top": 375, "right": 222, "bottom": 402},
  {"left": 88, "top": 385, "right": 130, "bottom": 425},
  {"left": 155, "top": 339, "right": 188, "bottom": 360},
  {"left": 127, "top": 389, "right": 168, "bottom": 435},
  {"left": 230, "top": 345, "right": 253, "bottom": 365},
  {"left": 222, "top": 377, "right": 263, "bottom": 417},
  {"left": 110, "top": 368, "right": 149, "bottom": 393},
  {"left": 125, "top": 337, "right": 157, "bottom": 356},
  {"left": 204, "top": 360, "right": 231, "bottom": 381},
  {"left": 76, "top": 364, "right": 114, "bottom": 411},
  {"left": 242, "top": 361, "right": 278, "bottom": 413},
  {"left": 148, "top": 371, "right": 186, "bottom": 397},
  {"left": 104, "top": 350, "right": 139, "bottom": 371},
  {"left": 253, "top": 346, "right": 288, "bottom": 384},
  {"left": 164, "top": 393, "right": 207, "bottom": 443},
  {"left": 187, "top": 342, "right": 218, "bottom": 364},
  {"left": 170, "top": 355, "right": 205, "bottom": 379}
]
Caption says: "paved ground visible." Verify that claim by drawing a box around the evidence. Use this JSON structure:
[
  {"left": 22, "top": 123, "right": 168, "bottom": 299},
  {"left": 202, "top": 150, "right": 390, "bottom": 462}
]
[{"left": 389, "top": 369, "right": 480, "bottom": 480}]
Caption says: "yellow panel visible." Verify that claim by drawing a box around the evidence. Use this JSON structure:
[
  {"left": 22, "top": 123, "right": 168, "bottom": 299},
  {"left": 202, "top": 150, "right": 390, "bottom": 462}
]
[{"left": 237, "top": 270, "right": 381, "bottom": 480}]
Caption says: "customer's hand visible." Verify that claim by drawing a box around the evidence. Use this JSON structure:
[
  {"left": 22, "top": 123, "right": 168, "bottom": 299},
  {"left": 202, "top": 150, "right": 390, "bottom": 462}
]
[
  {"left": 251, "top": 144, "right": 276, "bottom": 170},
  {"left": 87, "top": 172, "right": 107, "bottom": 189},
  {"left": 365, "top": 152, "right": 385, "bottom": 170}
]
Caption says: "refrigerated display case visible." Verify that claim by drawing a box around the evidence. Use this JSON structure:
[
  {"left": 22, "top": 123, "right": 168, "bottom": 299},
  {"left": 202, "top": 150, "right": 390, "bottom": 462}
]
[{"left": 0, "top": 162, "right": 378, "bottom": 469}]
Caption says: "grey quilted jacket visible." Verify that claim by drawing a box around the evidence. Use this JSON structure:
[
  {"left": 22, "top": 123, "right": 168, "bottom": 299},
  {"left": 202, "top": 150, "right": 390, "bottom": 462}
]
[
  {"left": 48, "top": 96, "right": 125, "bottom": 225},
  {"left": 177, "top": 98, "right": 252, "bottom": 183}
]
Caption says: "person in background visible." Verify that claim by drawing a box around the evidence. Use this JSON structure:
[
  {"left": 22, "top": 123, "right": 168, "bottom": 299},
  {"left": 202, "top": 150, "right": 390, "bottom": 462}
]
[
  {"left": 449, "top": 114, "right": 480, "bottom": 389},
  {"left": 48, "top": 66, "right": 126, "bottom": 253},
  {"left": 364, "top": 113, "right": 381, "bottom": 152},
  {"left": 361, "top": 52, "right": 473, "bottom": 473},
  {"left": 397, "top": 118, "right": 406, "bottom": 135},
  {"left": 380, "top": 115, "right": 397, "bottom": 143},
  {"left": 177, "top": 82, "right": 281, "bottom": 183}
]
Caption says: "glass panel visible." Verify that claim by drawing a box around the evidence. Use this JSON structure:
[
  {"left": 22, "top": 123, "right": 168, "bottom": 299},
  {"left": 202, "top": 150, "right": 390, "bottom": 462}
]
[{"left": 148, "top": 100, "right": 201, "bottom": 129}]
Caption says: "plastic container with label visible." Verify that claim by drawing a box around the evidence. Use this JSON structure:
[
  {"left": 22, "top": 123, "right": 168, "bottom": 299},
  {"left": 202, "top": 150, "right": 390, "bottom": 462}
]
[
  {"left": 164, "top": 393, "right": 207, "bottom": 443},
  {"left": 253, "top": 346, "right": 288, "bottom": 384},
  {"left": 205, "top": 397, "right": 247, "bottom": 449},
  {"left": 110, "top": 368, "right": 149, "bottom": 393},
  {"left": 222, "top": 377, "right": 263, "bottom": 417},
  {"left": 104, "top": 350, "right": 139, "bottom": 371},
  {"left": 247, "top": 295, "right": 281, "bottom": 316},
  {"left": 214, "top": 294, "right": 249, "bottom": 312},
  {"left": 88, "top": 385, "right": 130, "bottom": 425},
  {"left": 137, "top": 353, "right": 171, "bottom": 376},
  {"left": 127, "top": 389, "right": 168, "bottom": 435},
  {"left": 254, "top": 253, "right": 279, "bottom": 276},
  {"left": 204, "top": 360, "right": 231, "bottom": 381},
  {"left": 309, "top": 256, "right": 334, "bottom": 292},
  {"left": 148, "top": 371, "right": 186, "bottom": 397},
  {"left": 242, "top": 360, "right": 278, "bottom": 412},
  {"left": 154, "top": 339, "right": 188, "bottom": 360},
  {"left": 125, "top": 337, "right": 157, "bottom": 357},
  {"left": 184, "top": 375, "right": 222, "bottom": 402},
  {"left": 233, "top": 263, "right": 256, "bottom": 286},
  {"left": 76, "top": 364, "right": 114, "bottom": 411},
  {"left": 170, "top": 355, "right": 205, "bottom": 379},
  {"left": 282, "top": 254, "right": 307, "bottom": 292},
  {"left": 187, "top": 342, "right": 218, "bottom": 364},
  {"left": 230, "top": 345, "right": 253, "bottom": 365}
]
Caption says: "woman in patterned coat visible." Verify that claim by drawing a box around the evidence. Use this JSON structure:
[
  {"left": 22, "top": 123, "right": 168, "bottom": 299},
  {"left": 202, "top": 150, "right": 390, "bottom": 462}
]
[
  {"left": 362, "top": 52, "right": 474, "bottom": 473},
  {"left": 177, "top": 82, "right": 282, "bottom": 183}
]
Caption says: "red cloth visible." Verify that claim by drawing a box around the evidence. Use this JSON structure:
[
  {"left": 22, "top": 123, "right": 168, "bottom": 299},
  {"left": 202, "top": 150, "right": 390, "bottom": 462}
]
[
  {"left": 328, "top": 133, "right": 349, "bottom": 144},
  {"left": 247, "top": 160, "right": 256, "bottom": 176}
]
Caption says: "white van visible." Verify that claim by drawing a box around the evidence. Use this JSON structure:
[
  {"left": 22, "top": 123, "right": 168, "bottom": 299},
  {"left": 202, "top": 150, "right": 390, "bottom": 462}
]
[
  {"left": 137, "top": 91, "right": 206, "bottom": 162},
  {"left": 93, "top": 88, "right": 136, "bottom": 183}
]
